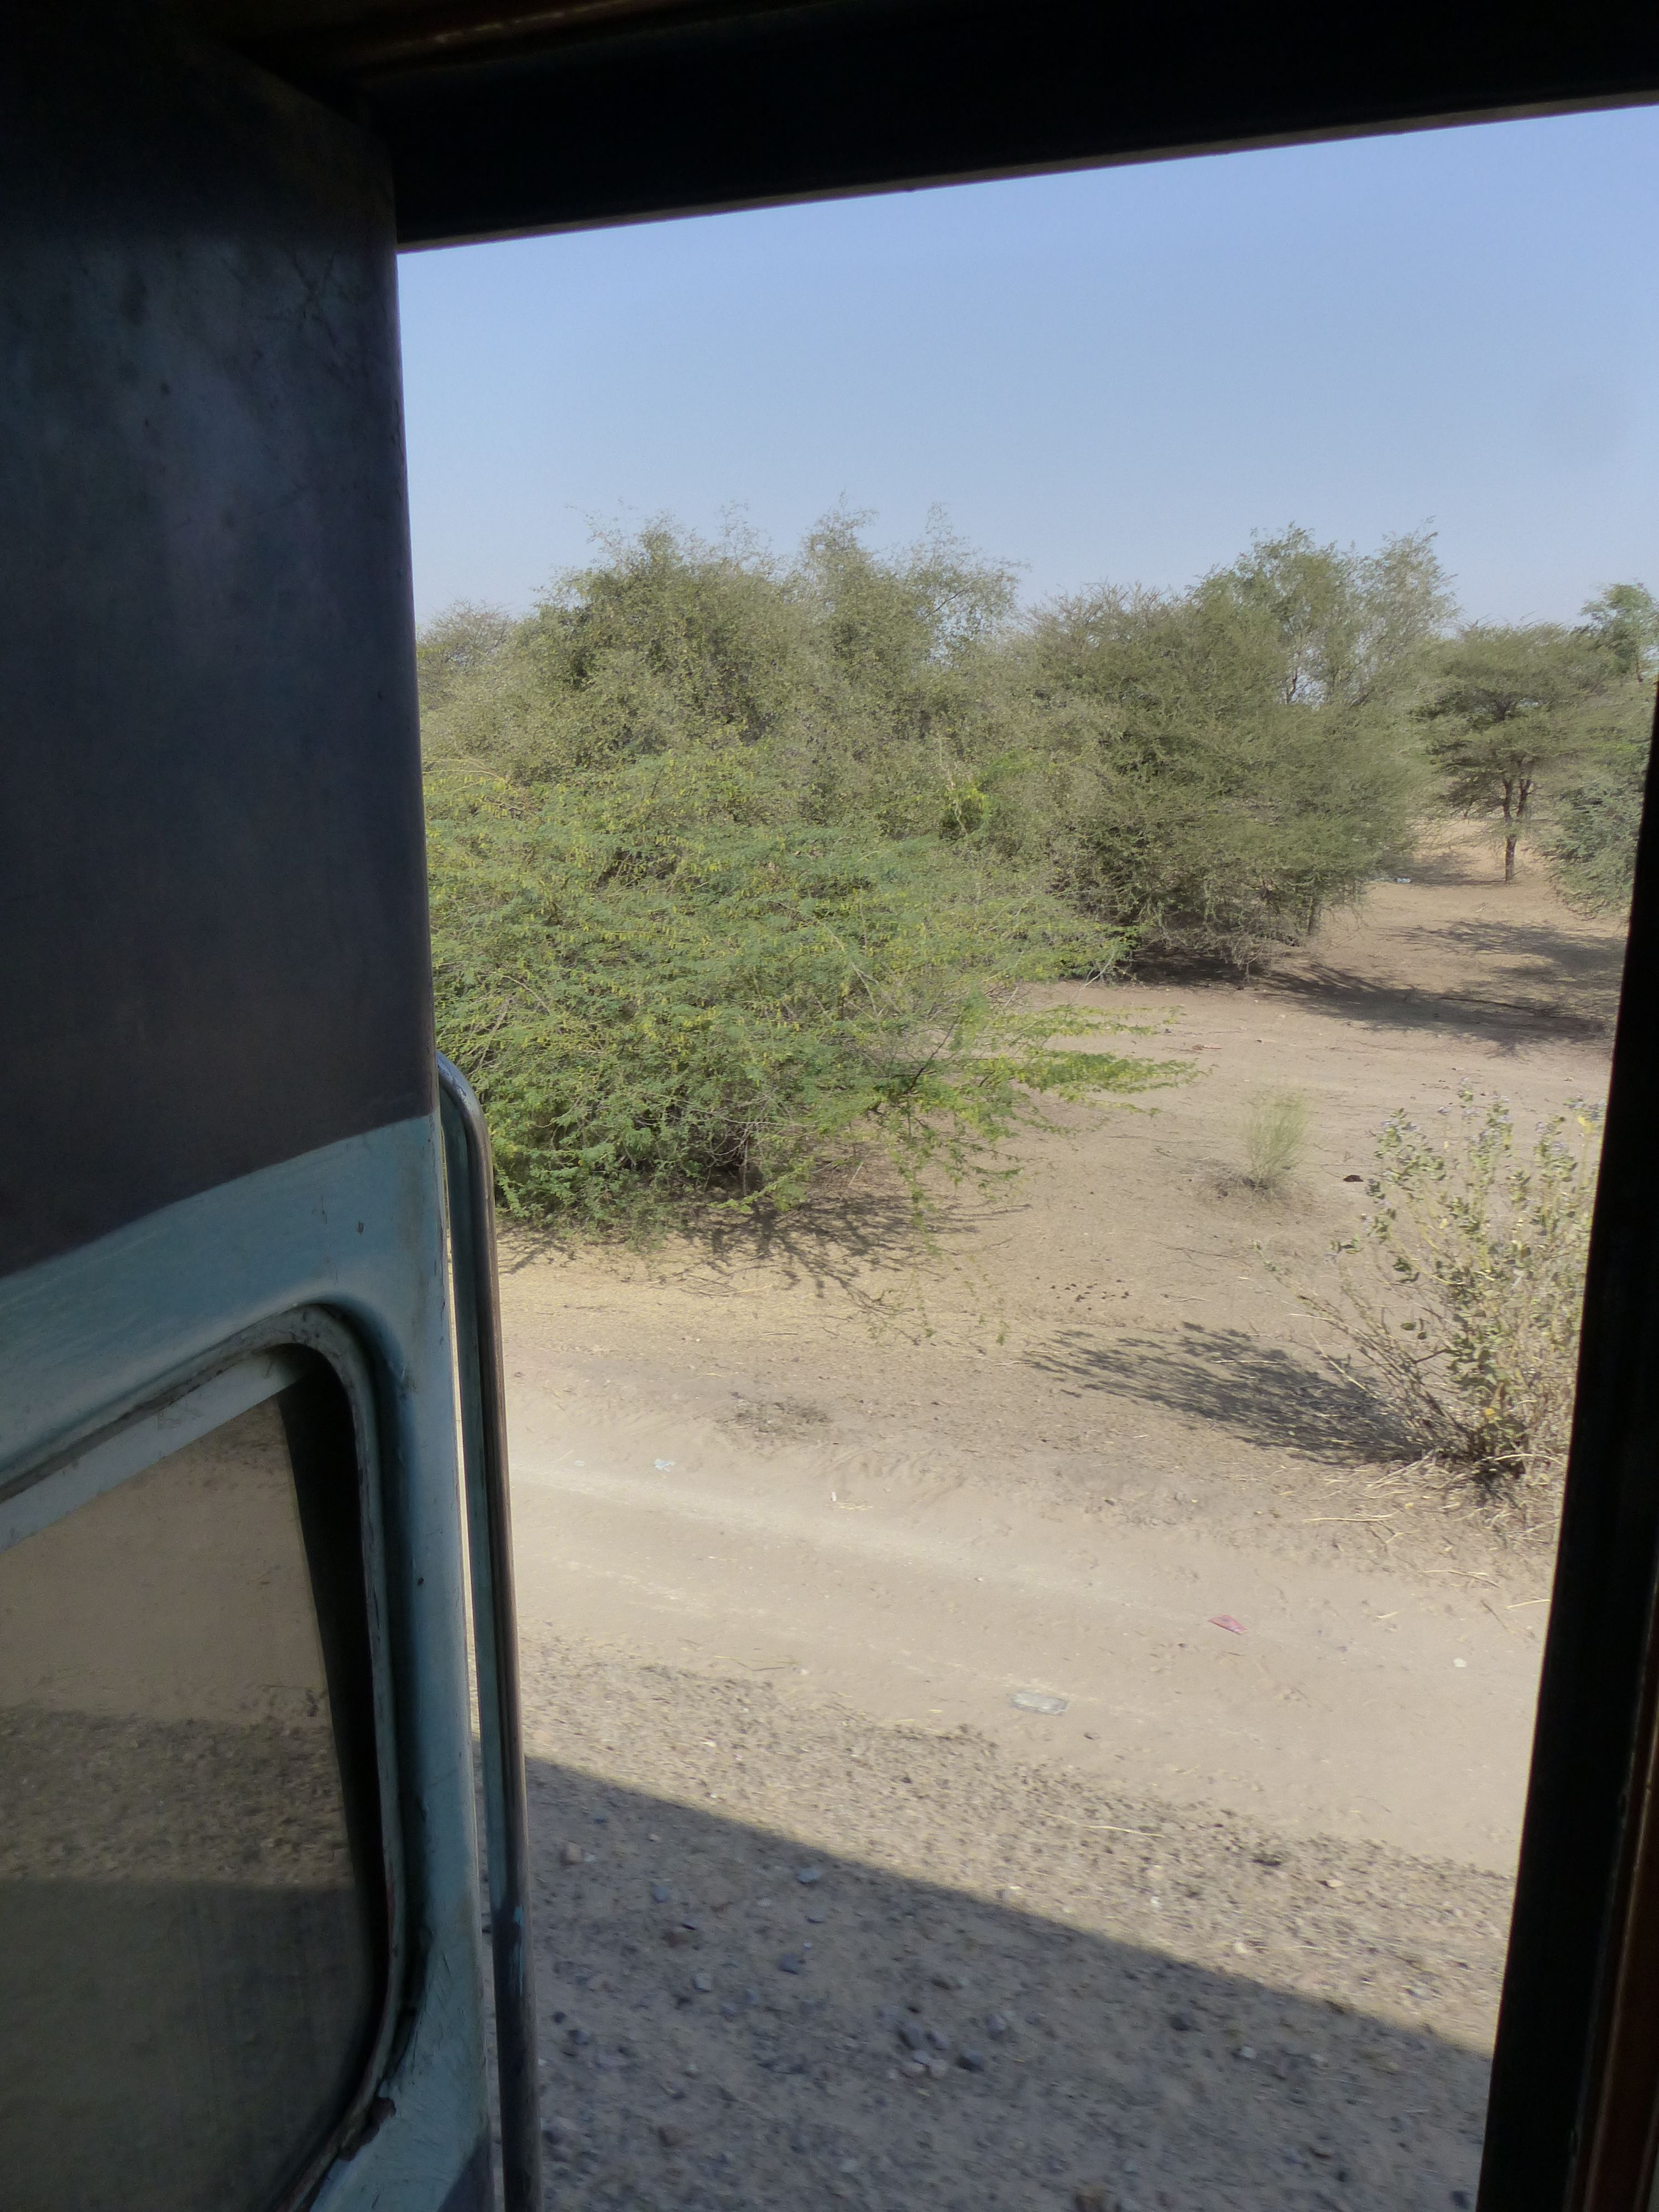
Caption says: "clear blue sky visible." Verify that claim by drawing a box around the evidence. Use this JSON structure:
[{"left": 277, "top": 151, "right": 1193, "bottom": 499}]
[{"left": 398, "top": 105, "right": 1659, "bottom": 629}]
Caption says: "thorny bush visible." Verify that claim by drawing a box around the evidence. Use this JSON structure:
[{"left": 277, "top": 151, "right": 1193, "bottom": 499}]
[
  {"left": 1301, "top": 1089, "right": 1602, "bottom": 1504},
  {"left": 427, "top": 755, "right": 1177, "bottom": 1232}
]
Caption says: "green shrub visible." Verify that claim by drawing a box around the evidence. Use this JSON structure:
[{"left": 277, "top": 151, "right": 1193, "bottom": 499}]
[
  {"left": 422, "top": 513, "right": 1454, "bottom": 1224},
  {"left": 1542, "top": 738, "right": 1651, "bottom": 914},
  {"left": 1243, "top": 1088, "right": 1311, "bottom": 1194},
  {"left": 1017, "top": 527, "right": 1448, "bottom": 963},
  {"left": 1301, "top": 1090, "right": 1601, "bottom": 1500},
  {"left": 427, "top": 757, "right": 1177, "bottom": 1230}
]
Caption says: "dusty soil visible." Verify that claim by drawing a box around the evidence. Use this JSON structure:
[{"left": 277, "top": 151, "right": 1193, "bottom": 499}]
[
  {"left": 498, "top": 831, "right": 1627, "bottom": 2210},
  {"left": 517, "top": 1644, "right": 1508, "bottom": 2212}
]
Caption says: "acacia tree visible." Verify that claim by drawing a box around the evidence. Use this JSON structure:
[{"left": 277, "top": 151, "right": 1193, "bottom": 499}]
[
  {"left": 1418, "top": 623, "right": 1620, "bottom": 882},
  {"left": 1215, "top": 523, "right": 1456, "bottom": 709},
  {"left": 1581, "top": 581, "right": 1659, "bottom": 679},
  {"left": 414, "top": 599, "right": 515, "bottom": 708},
  {"left": 1018, "top": 525, "right": 1444, "bottom": 960}
]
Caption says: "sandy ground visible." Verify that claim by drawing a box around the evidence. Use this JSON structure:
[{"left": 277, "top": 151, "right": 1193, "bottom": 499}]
[{"left": 496, "top": 831, "right": 1627, "bottom": 2210}]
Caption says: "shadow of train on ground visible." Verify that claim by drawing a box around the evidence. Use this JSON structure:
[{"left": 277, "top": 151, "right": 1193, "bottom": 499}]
[{"left": 507, "top": 1641, "right": 1503, "bottom": 2212}]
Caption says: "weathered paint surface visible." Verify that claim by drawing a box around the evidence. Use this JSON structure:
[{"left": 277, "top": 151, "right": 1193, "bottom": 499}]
[
  {"left": 1, "top": 13, "right": 432, "bottom": 1280},
  {"left": 0, "top": 1116, "right": 489, "bottom": 2208}
]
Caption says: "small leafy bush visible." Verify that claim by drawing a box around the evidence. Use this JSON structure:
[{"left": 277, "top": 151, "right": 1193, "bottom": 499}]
[
  {"left": 1302, "top": 1089, "right": 1602, "bottom": 1500},
  {"left": 1243, "top": 1088, "right": 1311, "bottom": 1194}
]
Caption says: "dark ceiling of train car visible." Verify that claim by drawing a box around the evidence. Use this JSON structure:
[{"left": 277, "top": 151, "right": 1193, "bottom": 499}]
[
  {"left": 168, "top": 1, "right": 1659, "bottom": 255},
  {"left": 166, "top": 0, "right": 736, "bottom": 73}
]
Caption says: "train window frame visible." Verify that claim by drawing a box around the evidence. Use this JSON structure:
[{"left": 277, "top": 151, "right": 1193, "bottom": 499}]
[{"left": 0, "top": 1305, "right": 408, "bottom": 2212}]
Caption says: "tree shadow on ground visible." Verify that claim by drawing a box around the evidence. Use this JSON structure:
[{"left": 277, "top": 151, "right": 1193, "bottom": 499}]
[
  {"left": 1387, "top": 914, "right": 1626, "bottom": 1018},
  {"left": 1251, "top": 961, "right": 1611, "bottom": 1050},
  {"left": 1025, "top": 1324, "right": 1412, "bottom": 1462},
  {"left": 516, "top": 1758, "right": 1492, "bottom": 2212},
  {"left": 1399, "top": 911, "right": 1626, "bottom": 982},
  {"left": 1125, "top": 875, "right": 1626, "bottom": 1048},
  {"left": 500, "top": 1171, "right": 1011, "bottom": 1311}
]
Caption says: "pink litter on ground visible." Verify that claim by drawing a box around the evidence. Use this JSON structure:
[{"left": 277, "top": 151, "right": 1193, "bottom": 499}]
[{"left": 1208, "top": 1614, "right": 1246, "bottom": 1635}]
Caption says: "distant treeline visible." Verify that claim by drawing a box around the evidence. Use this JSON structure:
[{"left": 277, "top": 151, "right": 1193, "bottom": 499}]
[{"left": 420, "top": 515, "right": 1653, "bottom": 1227}]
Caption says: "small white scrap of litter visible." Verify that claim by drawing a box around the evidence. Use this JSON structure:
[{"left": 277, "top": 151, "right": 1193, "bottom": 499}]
[
  {"left": 654, "top": 1458, "right": 676, "bottom": 1472},
  {"left": 1010, "top": 1691, "right": 1068, "bottom": 1716}
]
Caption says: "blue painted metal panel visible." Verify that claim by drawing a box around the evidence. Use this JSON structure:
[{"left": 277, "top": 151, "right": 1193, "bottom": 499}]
[{"left": 0, "top": 1116, "right": 489, "bottom": 2209}]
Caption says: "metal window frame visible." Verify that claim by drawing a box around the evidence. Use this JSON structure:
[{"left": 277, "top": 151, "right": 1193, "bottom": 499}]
[
  {"left": 23, "top": 7, "right": 1659, "bottom": 2204},
  {"left": 437, "top": 1055, "right": 542, "bottom": 2212},
  {"left": 0, "top": 1306, "right": 409, "bottom": 2212},
  {"left": 1480, "top": 738, "right": 1659, "bottom": 2212}
]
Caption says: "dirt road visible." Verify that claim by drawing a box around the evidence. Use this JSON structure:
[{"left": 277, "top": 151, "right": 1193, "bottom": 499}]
[
  {"left": 508, "top": 1391, "right": 1540, "bottom": 1871},
  {"left": 499, "top": 831, "right": 1625, "bottom": 2210}
]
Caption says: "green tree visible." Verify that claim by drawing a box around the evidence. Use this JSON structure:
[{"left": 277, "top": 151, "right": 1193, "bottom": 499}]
[
  {"left": 1418, "top": 623, "right": 1624, "bottom": 882},
  {"left": 1580, "top": 582, "right": 1659, "bottom": 679},
  {"left": 421, "top": 515, "right": 1171, "bottom": 1229},
  {"left": 415, "top": 599, "right": 515, "bottom": 709},
  {"left": 425, "top": 762, "right": 1171, "bottom": 1229},
  {"left": 1215, "top": 524, "right": 1455, "bottom": 709},
  {"left": 1536, "top": 585, "right": 1657, "bottom": 911},
  {"left": 420, "top": 513, "right": 1472, "bottom": 1222},
  {"left": 1015, "top": 526, "right": 1444, "bottom": 961},
  {"left": 1543, "top": 761, "right": 1650, "bottom": 914}
]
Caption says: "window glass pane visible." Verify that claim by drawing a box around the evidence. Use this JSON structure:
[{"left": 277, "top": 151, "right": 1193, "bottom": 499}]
[{"left": 0, "top": 1381, "right": 383, "bottom": 2212}]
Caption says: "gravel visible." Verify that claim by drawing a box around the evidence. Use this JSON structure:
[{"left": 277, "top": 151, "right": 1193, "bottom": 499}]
[{"left": 509, "top": 1634, "right": 1500, "bottom": 2211}]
